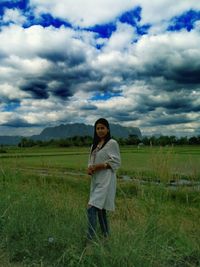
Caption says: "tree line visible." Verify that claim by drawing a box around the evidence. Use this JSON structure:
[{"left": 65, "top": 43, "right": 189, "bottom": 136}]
[{"left": 18, "top": 134, "right": 200, "bottom": 147}]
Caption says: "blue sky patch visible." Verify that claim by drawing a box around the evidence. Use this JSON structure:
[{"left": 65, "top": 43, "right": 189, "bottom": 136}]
[
  {"left": 168, "top": 10, "right": 200, "bottom": 32},
  {"left": 23, "top": 13, "right": 72, "bottom": 29},
  {"left": 87, "top": 22, "right": 117, "bottom": 39},
  {"left": 119, "top": 6, "right": 150, "bottom": 35},
  {"left": 3, "top": 101, "right": 20, "bottom": 112},
  {"left": 90, "top": 91, "right": 122, "bottom": 101},
  {"left": 0, "top": 0, "right": 28, "bottom": 16},
  {"left": 95, "top": 43, "right": 104, "bottom": 50},
  {"left": 87, "top": 6, "right": 150, "bottom": 40},
  {"left": 119, "top": 6, "right": 141, "bottom": 25},
  {"left": 0, "top": 1, "right": 72, "bottom": 29},
  {"left": 136, "top": 23, "right": 151, "bottom": 35}
]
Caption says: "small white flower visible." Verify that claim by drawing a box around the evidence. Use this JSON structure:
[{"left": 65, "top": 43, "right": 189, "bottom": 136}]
[{"left": 48, "top": 237, "right": 54, "bottom": 243}]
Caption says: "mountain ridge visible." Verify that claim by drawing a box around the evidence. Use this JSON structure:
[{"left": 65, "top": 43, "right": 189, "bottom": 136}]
[{"left": 0, "top": 123, "right": 142, "bottom": 145}]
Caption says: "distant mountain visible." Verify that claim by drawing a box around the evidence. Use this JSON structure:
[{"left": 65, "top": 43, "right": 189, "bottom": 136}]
[
  {"left": 0, "top": 136, "right": 22, "bottom": 145},
  {"left": 31, "top": 123, "right": 142, "bottom": 141},
  {"left": 0, "top": 123, "right": 142, "bottom": 145},
  {"left": 31, "top": 123, "right": 93, "bottom": 141}
]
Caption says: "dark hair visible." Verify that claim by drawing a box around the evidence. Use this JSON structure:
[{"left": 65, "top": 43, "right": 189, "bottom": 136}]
[{"left": 91, "top": 118, "right": 111, "bottom": 152}]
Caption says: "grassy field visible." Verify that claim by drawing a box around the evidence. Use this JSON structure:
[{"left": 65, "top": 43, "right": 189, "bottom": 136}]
[
  {"left": 1, "top": 145, "right": 200, "bottom": 181},
  {"left": 0, "top": 145, "right": 200, "bottom": 266}
]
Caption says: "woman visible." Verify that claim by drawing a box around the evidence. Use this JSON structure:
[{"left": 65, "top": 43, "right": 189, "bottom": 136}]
[{"left": 87, "top": 118, "right": 121, "bottom": 240}]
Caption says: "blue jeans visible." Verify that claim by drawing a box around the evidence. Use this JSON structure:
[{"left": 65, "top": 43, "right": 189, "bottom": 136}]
[{"left": 87, "top": 206, "right": 109, "bottom": 240}]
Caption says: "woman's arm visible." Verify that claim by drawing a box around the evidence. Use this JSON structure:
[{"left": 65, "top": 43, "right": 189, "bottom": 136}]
[
  {"left": 88, "top": 162, "right": 110, "bottom": 175},
  {"left": 105, "top": 140, "right": 121, "bottom": 171},
  {"left": 87, "top": 140, "right": 121, "bottom": 175}
]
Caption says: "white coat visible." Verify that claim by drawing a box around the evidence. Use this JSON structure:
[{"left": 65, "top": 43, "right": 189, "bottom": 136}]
[{"left": 88, "top": 139, "right": 121, "bottom": 211}]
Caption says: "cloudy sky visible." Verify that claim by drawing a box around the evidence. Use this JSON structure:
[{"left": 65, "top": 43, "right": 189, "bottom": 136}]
[{"left": 0, "top": 0, "right": 200, "bottom": 137}]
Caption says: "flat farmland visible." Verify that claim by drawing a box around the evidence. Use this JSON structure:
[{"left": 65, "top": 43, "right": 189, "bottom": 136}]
[
  {"left": 0, "top": 145, "right": 200, "bottom": 267},
  {"left": 1, "top": 145, "right": 200, "bottom": 181}
]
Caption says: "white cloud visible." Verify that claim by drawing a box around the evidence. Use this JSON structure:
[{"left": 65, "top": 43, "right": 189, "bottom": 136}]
[
  {"left": 0, "top": 83, "right": 28, "bottom": 100},
  {"left": 29, "top": 0, "right": 200, "bottom": 30},
  {"left": 0, "top": 24, "right": 79, "bottom": 58},
  {"left": 0, "top": 1, "right": 200, "bottom": 137},
  {"left": 2, "top": 8, "right": 27, "bottom": 25},
  {"left": 134, "top": 29, "right": 200, "bottom": 70},
  {"left": 103, "top": 22, "right": 135, "bottom": 52},
  {"left": 137, "top": 0, "right": 200, "bottom": 24},
  {"left": 30, "top": 0, "right": 136, "bottom": 27},
  {"left": 0, "top": 111, "right": 15, "bottom": 124},
  {"left": 5, "top": 55, "right": 51, "bottom": 75}
]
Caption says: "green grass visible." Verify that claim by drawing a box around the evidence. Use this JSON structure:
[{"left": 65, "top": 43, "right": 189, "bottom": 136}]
[
  {"left": 0, "top": 146, "right": 200, "bottom": 266},
  {"left": 1, "top": 146, "right": 200, "bottom": 179},
  {"left": 120, "top": 146, "right": 200, "bottom": 180}
]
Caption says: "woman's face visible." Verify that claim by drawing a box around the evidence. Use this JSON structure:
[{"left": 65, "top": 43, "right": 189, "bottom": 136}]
[{"left": 96, "top": 123, "right": 109, "bottom": 140}]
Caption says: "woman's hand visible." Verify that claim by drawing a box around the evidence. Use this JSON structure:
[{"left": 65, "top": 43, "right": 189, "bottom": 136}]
[
  {"left": 87, "top": 163, "right": 109, "bottom": 175},
  {"left": 87, "top": 165, "right": 95, "bottom": 175}
]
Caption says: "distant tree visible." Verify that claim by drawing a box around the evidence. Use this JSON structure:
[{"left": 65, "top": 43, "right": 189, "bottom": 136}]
[
  {"left": 188, "top": 136, "right": 198, "bottom": 145},
  {"left": 18, "top": 138, "right": 35, "bottom": 147},
  {"left": 58, "top": 138, "right": 72, "bottom": 147},
  {"left": 117, "top": 137, "right": 126, "bottom": 146},
  {"left": 197, "top": 136, "right": 200, "bottom": 145},
  {"left": 0, "top": 144, "right": 7, "bottom": 153},
  {"left": 176, "top": 136, "right": 188, "bottom": 145},
  {"left": 126, "top": 134, "right": 141, "bottom": 145},
  {"left": 169, "top": 135, "right": 177, "bottom": 145},
  {"left": 81, "top": 136, "right": 93, "bottom": 146},
  {"left": 149, "top": 136, "right": 157, "bottom": 146},
  {"left": 141, "top": 137, "right": 150, "bottom": 145},
  {"left": 16, "top": 134, "right": 200, "bottom": 148},
  {"left": 157, "top": 136, "right": 168, "bottom": 146}
]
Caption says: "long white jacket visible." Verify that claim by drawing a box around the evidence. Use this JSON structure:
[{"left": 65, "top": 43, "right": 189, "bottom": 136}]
[{"left": 88, "top": 139, "right": 121, "bottom": 211}]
